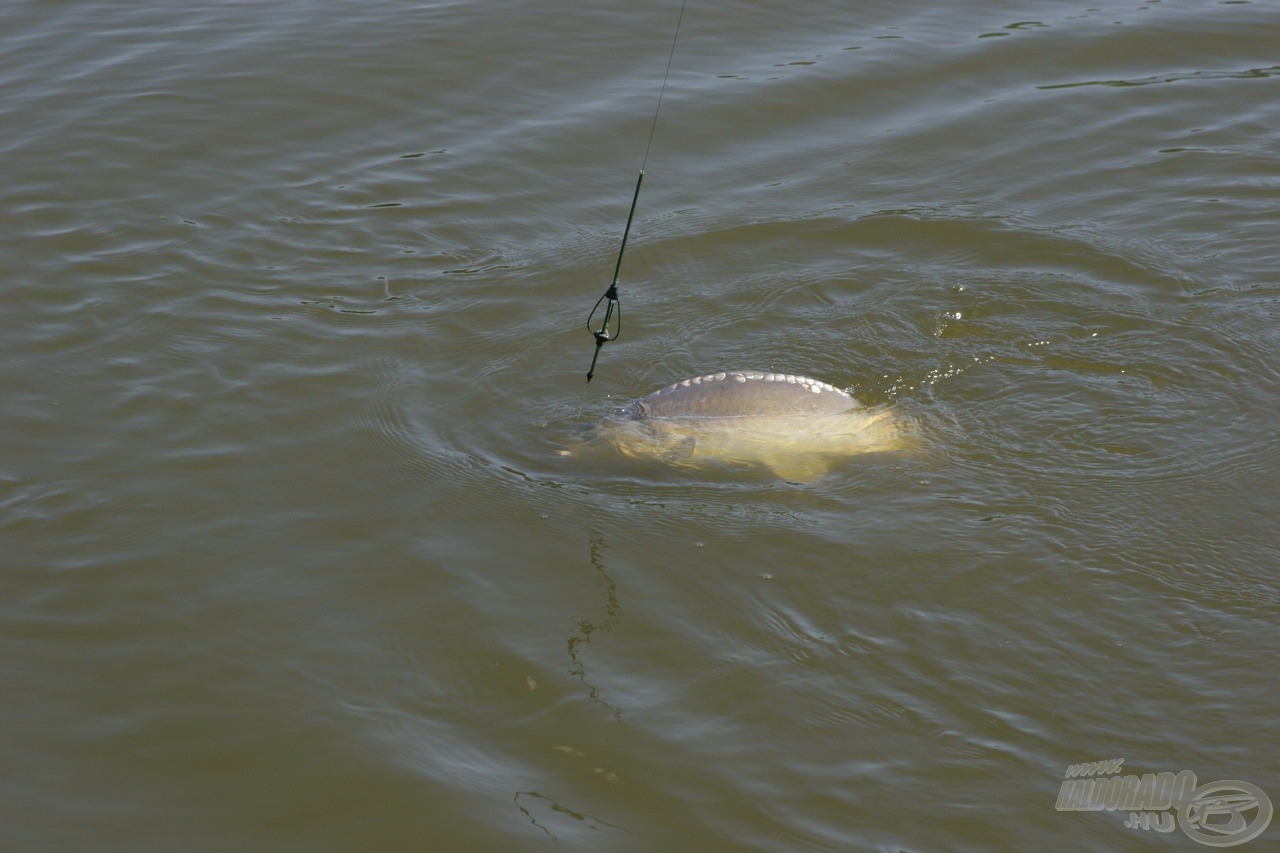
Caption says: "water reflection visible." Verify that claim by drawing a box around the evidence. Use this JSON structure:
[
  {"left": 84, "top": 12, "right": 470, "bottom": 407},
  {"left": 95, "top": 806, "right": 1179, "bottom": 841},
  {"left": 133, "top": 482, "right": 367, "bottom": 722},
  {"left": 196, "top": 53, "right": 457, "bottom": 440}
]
[
  {"left": 565, "top": 534, "right": 626, "bottom": 723},
  {"left": 512, "top": 788, "right": 626, "bottom": 843}
]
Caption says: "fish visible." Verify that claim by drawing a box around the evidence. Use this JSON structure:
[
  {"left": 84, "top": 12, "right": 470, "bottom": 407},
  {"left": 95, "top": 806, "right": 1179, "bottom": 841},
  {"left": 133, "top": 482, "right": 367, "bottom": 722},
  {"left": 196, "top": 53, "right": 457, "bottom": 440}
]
[{"left": 576, "top": 370, "right": 911, "bottom": 482}]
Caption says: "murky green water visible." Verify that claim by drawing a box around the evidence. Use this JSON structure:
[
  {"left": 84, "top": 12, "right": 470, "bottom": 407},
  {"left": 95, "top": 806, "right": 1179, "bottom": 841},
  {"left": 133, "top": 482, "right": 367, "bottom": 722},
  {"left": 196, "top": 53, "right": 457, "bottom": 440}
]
[{"left": 3, "top": 0, "right": 1277, "bottom": 849}]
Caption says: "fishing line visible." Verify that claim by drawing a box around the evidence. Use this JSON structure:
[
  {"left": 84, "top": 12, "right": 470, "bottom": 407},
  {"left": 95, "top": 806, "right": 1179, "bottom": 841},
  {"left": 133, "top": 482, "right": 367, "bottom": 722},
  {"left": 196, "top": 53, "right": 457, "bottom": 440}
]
[{"left": 584, "top": 0, "right": 689, "bottom": 383}]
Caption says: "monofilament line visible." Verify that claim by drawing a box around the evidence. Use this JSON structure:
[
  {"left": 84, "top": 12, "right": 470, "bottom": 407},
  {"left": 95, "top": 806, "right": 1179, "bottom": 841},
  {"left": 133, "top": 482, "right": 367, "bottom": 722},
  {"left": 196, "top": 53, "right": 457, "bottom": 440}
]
[
  {"left": 584, "top": 0, "right": 689, "bottom": 383},
  {"left": 640, "top": 0, "right": 688, "bottom": 172}
]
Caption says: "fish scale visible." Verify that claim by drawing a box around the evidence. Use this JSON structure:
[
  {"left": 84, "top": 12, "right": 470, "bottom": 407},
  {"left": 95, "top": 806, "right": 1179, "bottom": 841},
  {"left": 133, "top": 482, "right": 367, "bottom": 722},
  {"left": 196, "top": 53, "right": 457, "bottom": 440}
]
[{"left": 638, "top": 371, "right": 860, "bottom": 419}]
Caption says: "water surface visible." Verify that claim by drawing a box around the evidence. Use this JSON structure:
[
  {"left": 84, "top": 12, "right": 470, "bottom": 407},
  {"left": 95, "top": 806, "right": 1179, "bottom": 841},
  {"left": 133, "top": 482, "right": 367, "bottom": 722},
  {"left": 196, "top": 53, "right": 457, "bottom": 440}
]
[{"left": 3, "top": 0, "right": 1278, "bottom": 849}]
